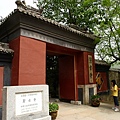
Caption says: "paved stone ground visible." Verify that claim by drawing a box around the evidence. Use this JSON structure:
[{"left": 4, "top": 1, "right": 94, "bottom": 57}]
[
  {"left": 0, "top": 100, "right": 119, "bottom": 120},
  {"left": 56, "top": 102, "right": 120, "bottom": 120}
]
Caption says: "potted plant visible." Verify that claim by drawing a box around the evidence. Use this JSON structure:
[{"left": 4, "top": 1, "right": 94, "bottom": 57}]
[
  {"left": 91, "top": 94, "right": 101, "bottom": 107},
  {"left": 49, "top": 102, "right": 59, "bottom": 120}
]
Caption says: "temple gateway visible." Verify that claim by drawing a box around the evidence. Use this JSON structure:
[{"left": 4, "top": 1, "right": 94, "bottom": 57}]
[{"left": 0, "top": 1, "right": 102, "bottom": 108}]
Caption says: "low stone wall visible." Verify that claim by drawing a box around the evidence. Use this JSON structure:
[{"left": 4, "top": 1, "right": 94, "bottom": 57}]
[
  {"left": 109, "top": 69, "right": 120, "bottom": 100},
  {"left": 109, "top": 68, "right": 120, "bottom": 88},
  {"left": 100, "top": 68, "right": 120, "bottom": 103}
]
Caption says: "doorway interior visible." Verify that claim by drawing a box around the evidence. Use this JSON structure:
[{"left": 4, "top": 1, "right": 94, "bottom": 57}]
[{"left": 46, "top": 55, "right": 59, "bottom": 98}]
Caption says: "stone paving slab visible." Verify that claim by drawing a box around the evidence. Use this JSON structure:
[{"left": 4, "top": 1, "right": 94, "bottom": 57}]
[{"left": 56, "top": 102, "right": 120, "bottom": 120}]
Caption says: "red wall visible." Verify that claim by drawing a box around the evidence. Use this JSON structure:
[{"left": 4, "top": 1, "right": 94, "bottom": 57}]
[
  {"left": 8, "top": 36, "right": 96, "bottom": 102},
  {"left": 9, "top": 36, "right": 46, "bottom": 85},
  {"left": 77, "top": 52, "right": 85, "bottom": 85},
  {"left": 59, "top": 56, "right": 75, "bottom": 100},
  {"left": 0, "top": 67, "right": 3, "bottom": 105}
]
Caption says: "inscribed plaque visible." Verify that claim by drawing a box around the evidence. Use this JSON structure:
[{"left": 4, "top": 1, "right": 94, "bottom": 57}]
[
  {"left": 15, "top": 91, "right": 42, "bottom": 116},
  {"left": 88, "top": 55, "right": 93, "bottom": 83}
]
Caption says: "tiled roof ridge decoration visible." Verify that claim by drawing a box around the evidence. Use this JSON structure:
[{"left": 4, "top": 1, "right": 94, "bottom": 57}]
[
  {"left": 0, "top": 42, "right": 14, "bottom": 54},
  {"left": 15, "top": 0, "right": 42, "bottom": 16},
  {"left": 0, "top": 0, "right": 96, "bottom": 40}
]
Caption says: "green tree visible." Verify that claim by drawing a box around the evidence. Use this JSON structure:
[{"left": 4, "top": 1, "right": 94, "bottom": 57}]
[
  {"left": 34, "top": 0, "right": 120, "bottom": 65},
  {"left": 34, "top": 0, "right": 99, "bottom": 32},
  {"left": 94, "top": 0, "right": 120, "bottom": 65}
]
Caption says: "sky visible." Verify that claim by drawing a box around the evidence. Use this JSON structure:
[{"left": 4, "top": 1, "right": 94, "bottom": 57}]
[{"left": 0, "top": 0, "right": 37, "bottom": 18}]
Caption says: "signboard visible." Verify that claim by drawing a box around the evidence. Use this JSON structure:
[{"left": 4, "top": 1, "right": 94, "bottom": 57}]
[
  {"left": 88, "top": 55, "right": 93, "bottom": 83},
  {"left": 15, "top": 91, "right": 42, "bottom": 116}
]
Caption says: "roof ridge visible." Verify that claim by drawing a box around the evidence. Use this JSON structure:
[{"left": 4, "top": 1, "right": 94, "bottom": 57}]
[
  {"left": 0, "top": 0, "right": 97, "bottom": 40},
  {"left": 15, "top": 1, "right": 96, "bottom": 39}
]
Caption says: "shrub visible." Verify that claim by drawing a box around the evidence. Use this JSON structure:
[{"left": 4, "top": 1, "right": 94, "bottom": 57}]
[{"left": 49, "top": 102, "right": 59, "bottom": 113}]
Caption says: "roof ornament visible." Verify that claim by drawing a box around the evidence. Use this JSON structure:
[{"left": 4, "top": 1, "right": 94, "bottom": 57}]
[
  {"left": 22, "top": 0, "right": 26, "bottom": 5},
  {"left": 0, "top": 16, "right": 3, "bottom": 25},
  {"left": 15, "top": 0, "right": 27, "bottom": 9},
  {"left": 0, "top": 42, "right": 14, "bottom": 54},
  {"left": 15, "top": 0, "right": 42, "bottom": 15}
]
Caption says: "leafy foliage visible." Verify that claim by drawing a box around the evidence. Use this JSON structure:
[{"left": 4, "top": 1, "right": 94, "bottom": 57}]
[
  {"left": 91, "top": 94, "right": 100, "bottom": 101},
  {"left": 34, "top": 0, "right": 120, "bottom": 65},
  {"left": 94, "top": 0, "right": 120, "bottom": 65},
  {"left": 91, "top": 94, "right": 101, "bottom": 107},
  {"left": 34, "top": 0, "right": 100, "bottom": 32},
  {"left": 49, "top": 102, "right": 59, "bottom": 112}
]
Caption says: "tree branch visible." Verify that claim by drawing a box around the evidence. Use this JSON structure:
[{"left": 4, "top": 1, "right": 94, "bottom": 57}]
[{"left": 109, "top": 19, "right": 120, "bottom": 57}]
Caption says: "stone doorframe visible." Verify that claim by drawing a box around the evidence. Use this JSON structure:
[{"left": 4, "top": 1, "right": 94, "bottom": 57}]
[{"left": 78, "top": 84, "right": 97, "bottom": 104}]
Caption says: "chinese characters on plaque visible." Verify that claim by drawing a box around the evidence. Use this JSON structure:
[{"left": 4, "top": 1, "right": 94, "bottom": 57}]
[
  {"left": 88, "top": 55, "right": 93, "bottom": 83},
  {"left": 15, "top": 91, "right": 42, "bottom": 116}
]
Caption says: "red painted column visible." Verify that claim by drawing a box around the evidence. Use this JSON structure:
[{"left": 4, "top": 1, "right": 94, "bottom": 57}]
[
  {"left": 83, "top": 52, "right": 89, "bottom": 84},
  {"left": 77, "top": 51, "right": 96, "bottom": 104},
  {"left": 74, "top": 54, "right": 78, "bottom": 101},
  {"left": 77, "top": 52, "right": 95, "bottom": 85},
  {"left": 9, "top": 36, "right": 46, "bottom": 85},
  {"left": 0, "top": 67, "right": 3, "bottom": 105}
]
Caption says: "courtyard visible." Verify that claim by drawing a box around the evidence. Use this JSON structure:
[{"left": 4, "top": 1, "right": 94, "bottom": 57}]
[{"left": 56, "top": 101, "right": 120, "bottom": 120}]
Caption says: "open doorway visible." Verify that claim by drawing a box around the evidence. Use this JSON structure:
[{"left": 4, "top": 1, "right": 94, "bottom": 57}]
[
  {"left": 46, "top": 54, "right": 75, "bottom": 102},
  {"left": 46, "top": 55, "right": 59, "bottom": 98},
  {"left": 46, "top": 43, "right": 77, "bottom": 102}
]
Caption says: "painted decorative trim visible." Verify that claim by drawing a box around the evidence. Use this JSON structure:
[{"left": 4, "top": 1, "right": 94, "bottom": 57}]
[{"left": 21, "top": 29, "right": 92, "bottom": 52}]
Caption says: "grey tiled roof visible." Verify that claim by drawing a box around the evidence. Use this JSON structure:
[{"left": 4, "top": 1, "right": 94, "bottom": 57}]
[
  {"left": 95, "top": 60, "right": 110, "bottom": 66},
  {"left": 0, "top": 42, "right": 14, "bottom": 54},
  {"left": 0, "top": 0, "right": 96, "bottom": 40}
]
